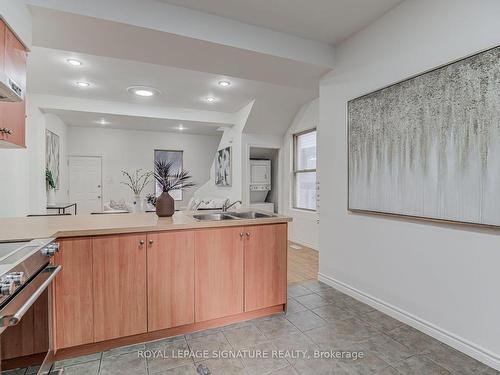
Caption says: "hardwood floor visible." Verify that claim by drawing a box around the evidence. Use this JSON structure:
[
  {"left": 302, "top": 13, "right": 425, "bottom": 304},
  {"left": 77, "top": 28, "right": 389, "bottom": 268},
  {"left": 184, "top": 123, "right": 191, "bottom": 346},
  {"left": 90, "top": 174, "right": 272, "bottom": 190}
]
[{"left": 287, "top": 241, "right": 318, "bottom": 283}]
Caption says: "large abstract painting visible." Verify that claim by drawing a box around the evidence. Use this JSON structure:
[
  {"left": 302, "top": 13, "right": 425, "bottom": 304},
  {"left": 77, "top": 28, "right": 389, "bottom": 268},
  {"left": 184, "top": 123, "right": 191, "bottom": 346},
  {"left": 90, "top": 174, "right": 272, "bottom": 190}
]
[
  {"left": 45, "top": 130, "right": 60, "bottom": 189},
  {"left": 348, "top": 46, "right": 500, "bottom": 226}
]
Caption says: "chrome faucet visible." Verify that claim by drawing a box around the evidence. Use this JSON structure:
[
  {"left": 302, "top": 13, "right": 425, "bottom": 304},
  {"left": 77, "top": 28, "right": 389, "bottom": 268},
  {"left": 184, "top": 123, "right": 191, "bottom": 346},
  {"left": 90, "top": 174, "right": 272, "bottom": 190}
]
[{"left": 222, "top": 200, "right": 242, "bottom": 212}]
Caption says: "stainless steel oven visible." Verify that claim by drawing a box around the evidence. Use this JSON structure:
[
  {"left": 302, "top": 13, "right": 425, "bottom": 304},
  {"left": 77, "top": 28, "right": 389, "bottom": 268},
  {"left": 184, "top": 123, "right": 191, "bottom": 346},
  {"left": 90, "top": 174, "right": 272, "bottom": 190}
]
[{"left": 0, "top": 239, "right": 61, "bottom": 374}]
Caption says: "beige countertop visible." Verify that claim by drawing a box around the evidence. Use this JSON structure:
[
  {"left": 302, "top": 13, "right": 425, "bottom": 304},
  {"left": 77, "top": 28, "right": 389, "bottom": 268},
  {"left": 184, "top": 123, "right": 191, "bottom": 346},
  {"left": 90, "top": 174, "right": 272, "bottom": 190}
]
[{"left": 0, "top": 210, "right": 292, "bottom": 242}]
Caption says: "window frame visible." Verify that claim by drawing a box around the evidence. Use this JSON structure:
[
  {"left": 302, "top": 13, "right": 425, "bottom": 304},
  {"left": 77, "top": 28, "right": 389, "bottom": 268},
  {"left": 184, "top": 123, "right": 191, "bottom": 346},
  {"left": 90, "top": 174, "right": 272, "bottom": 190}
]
[{"left": 292, "top": 128, "right": 317, "bottom": 212}]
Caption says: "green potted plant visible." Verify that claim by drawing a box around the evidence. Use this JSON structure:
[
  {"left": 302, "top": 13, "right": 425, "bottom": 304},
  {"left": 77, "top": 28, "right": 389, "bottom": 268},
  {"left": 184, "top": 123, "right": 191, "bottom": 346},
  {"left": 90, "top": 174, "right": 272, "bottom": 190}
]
[
  {"left": 121, "top": 169, "right": 153, "bottom": 212},
  {"left": 153, "top": 159, "right": 195, "bottom": 217},
  {"left": 46, "top": 168, "right": 56, "bottom": 206}
]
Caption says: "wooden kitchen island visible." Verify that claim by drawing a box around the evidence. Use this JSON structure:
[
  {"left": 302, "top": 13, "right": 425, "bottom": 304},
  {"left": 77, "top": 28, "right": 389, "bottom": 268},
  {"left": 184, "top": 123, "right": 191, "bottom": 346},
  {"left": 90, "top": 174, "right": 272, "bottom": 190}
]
[{"left": 0, "top": 211, "right": 291, "bottom": 360}]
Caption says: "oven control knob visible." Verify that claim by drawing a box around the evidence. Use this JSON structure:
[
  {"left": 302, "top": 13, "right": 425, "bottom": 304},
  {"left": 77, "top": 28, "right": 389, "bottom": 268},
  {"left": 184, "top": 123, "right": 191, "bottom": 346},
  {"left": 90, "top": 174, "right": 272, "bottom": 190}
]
[
  {"left": 4, "top": 272, "right": 26, "bottom": 286},
  {"left": 41, "top": 243, "right": 59, "bottom": 257},
  {"left": 0, "top": 280, "right": 15, "bottom": 296}
]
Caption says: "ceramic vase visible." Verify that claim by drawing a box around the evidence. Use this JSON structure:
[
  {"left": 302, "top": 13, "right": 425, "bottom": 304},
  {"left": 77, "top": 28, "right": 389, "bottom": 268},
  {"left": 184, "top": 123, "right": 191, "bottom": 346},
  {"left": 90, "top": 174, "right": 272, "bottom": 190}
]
[
  {"left": 133, "top": 195, "right": 144, "bottom": 212},
  {"left": 47, "top": 189, "right": 56, "bottom": 206},
  {"left": 156, "top": 191, "right": 175, "bottom": 217}
]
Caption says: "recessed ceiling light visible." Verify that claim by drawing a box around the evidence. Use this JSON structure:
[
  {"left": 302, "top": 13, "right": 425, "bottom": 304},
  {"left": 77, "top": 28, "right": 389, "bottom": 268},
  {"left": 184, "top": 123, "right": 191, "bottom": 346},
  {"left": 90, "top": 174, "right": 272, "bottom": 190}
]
[
  {"left": 75, "top": 81, "right": 90, "bottom": 88},
  {"left": 67, "top": 59, "right": 82, "bottom": 66},
  {"left": 218, "top": 80, "right": 231, "bottom": 87},
  {"left": 127, "top": 86, "right": 160, "bottom": 97},
  {"left": 205, "top": 96, "right": 216, "bottom": 103},
  {"left": 94, "top": 119, "right": 111, "bottom": 126}
]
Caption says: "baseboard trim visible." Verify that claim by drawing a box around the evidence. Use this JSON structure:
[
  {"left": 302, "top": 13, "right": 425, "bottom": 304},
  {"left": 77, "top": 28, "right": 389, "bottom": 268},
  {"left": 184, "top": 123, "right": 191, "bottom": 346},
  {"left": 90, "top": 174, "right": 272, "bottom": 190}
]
[
  {"left": 318, "top": 272, "right": 500, "bottom": 371},
  {"left": 54, "top": 305, "right": 285, "bottom": 361}
]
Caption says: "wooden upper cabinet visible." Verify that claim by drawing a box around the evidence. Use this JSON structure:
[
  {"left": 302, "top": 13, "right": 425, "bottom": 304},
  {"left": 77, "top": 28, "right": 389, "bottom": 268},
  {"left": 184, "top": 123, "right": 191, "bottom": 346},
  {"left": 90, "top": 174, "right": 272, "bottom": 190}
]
[
  {"left": 0, "top": 20, "right": 5, "bottom": 74},
  {"left": 194, "top": 227, "right": 244, "bottom": 322},
  {"left": 244, "top": 224, "right": 288, "bottom": 311},
  {"left": 93, "top": 234, "right": 147, "bottom": 342},
  {"left": 0, "top": 20, "right": 6, "bottom": 142},
  {"left": 147, "top": 231, "right": 195, "bottom": 331},
  {"left": 53, "top": 238, "right": 94, "bottom": 349},
  {"left": 0, "top": 21, "right": 27, "bottom": 147}
]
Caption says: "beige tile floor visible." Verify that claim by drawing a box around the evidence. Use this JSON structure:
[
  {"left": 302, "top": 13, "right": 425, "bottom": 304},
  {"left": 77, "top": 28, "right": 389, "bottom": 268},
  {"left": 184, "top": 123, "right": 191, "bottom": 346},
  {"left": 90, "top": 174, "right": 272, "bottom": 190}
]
[{"left": 43, "top": 280, "right": 498, "bottom": 375}]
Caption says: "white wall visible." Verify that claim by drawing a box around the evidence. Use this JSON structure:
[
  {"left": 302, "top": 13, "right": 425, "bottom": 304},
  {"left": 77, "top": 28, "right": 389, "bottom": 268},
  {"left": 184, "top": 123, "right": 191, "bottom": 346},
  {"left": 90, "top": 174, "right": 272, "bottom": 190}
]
[
  {"left": 319, "top": 0, "right": 500, "bottom": 369},
  {"left": 195, "top": 101, "right": 254, "bottom": 203},
  {"left": 0, "top": 100, "right": 68, "bottom": 217},
  {"left": 282, "top": 99, "right": 319, "bottom": 250},
  {"left": 0, "top": 147, "right": 29, "bottom": 217},
  {"left": 27, "top": 108, "right": 70, "bottom": 215},
  {"left": 44, "top": 114, "right": 68, "bottom": 204},
  {"left": 26, "top": 0, "right": 335, "bottom": 70},
  {"left": 67, "top": 126, "right": 221, "bottom": 209}
]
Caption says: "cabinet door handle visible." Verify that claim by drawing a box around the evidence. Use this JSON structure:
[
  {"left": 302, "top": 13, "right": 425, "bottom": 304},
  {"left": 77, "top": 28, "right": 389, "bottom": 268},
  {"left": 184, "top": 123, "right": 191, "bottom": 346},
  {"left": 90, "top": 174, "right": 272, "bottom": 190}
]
[
  {"left": 245, "top": 232, "right": 251, "bottom": 238},
  {"left": 239, "top": 232, "right": 244, "bottom": 238},
  {"left": 149, "top": 240, "right": 154, "bottom": 245},
  {"left": 0, "top": 128, "right": 13, "bottom": 135},
  {"left": 139, "top": 240, "right": 145, "bottom": 246}
]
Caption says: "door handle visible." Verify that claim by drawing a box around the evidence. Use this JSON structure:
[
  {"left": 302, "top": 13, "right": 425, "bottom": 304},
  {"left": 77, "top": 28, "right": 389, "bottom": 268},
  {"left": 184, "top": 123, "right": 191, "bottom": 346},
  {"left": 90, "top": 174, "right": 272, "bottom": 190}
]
[
  {"left": 139, "top": 240, "right": 145, "bottom": 246},
  {"left": 148, "top": 240, "right": 154, "bottom": 245},
  {"left": 1, "top": 266, "right": 61, "bottom": 327},
  {"left": 245, "top": 232, "right": 251, "bottom": 238}
]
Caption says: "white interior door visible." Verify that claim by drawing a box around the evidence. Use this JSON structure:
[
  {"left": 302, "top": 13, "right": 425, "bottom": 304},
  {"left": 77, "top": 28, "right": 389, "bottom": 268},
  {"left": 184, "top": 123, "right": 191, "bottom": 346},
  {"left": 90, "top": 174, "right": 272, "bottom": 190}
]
[{"left": 69, "top": 156, "right": 102, "bottom": 214}]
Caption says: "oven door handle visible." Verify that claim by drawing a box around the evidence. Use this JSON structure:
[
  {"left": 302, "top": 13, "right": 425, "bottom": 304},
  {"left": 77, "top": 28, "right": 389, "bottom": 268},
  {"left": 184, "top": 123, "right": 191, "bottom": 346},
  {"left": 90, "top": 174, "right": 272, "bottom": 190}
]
[{"left": 2, "top": 265, "right": 61, "bottom": 327}]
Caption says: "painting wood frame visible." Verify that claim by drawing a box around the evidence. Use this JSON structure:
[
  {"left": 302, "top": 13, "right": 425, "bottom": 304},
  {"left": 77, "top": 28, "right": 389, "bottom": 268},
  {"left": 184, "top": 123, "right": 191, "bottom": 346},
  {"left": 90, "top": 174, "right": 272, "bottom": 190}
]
[{"left": 347, "top": 44, "right": 500, "bottom": 229}]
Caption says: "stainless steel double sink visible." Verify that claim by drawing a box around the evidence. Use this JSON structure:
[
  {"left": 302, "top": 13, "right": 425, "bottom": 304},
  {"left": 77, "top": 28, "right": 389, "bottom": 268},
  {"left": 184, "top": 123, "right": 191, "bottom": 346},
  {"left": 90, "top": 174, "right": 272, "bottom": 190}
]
[{"left": 192, "top": 211, "right": 275, "bottom": 221}]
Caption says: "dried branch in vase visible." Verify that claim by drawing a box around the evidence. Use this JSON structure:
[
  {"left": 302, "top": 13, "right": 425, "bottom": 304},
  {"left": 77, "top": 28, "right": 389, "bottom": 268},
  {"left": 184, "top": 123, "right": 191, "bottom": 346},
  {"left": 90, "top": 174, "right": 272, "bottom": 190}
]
[{"left": 121, "top": 169, "right": 153, "bottom": 196}]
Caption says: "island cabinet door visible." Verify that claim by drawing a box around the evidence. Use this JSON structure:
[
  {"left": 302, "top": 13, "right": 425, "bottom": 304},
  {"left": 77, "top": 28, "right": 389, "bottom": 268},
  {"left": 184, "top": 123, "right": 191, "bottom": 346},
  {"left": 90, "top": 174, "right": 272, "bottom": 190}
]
[
  {"left": 92, "top": 234, "right": 147, "bottom": 342},
  {"left": 194, "top": 227, "right": 244, "bottom": 322},
  {"left": 53, "top": 238, "right": 94, "bottom": 349},
  {"left": 244, "top": 224, "right": 287, "bottom": 311},
  {"left": 147, "top": 231, "right": 195, "bottom": 331}
]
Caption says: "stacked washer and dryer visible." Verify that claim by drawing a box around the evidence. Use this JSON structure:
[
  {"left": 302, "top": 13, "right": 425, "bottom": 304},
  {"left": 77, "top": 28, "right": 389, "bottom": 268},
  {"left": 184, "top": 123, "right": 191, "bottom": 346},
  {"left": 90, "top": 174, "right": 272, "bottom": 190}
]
[{"left": 249, "top": 159, "right": 275, "bottom": 213}]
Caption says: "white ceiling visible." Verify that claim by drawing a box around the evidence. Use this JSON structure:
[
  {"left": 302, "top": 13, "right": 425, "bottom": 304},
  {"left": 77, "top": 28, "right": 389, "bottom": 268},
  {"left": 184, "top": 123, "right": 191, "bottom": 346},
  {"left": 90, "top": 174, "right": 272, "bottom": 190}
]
[
  {"left": 28, "top": 47, "right": 316, "bottom": 135},
  {"left": 26, "top": 0, "right": 404, "bottom": 136},
  {"left": 28, "top": 47, "right": 252, "bottom": 113},
  {"left": 42, "top": 109, "right": 227, "bottom": 135},
  {"left": 29, "top": 5, "right": 331, "bottom": 90},
  {"left": 156, "top": 0, "right": 404, "bottom": 44}
]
